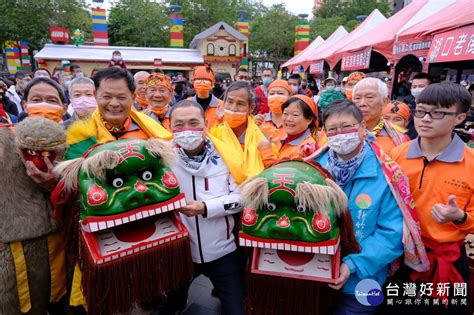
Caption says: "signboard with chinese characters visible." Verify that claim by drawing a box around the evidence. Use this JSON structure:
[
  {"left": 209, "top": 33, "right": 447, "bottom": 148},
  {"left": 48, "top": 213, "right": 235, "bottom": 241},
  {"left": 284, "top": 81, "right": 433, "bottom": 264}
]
[
  {"left": 341, "top": 47, "right": 371, "bottom": 71},
  {"left": 393, "top": 38, "right": 431, "bottom": 56},
  {"left": 309, "top": 60, "right": 324, "bottom": 75},
  {"left": 428, "top": 24, "right": 474, "bottom": 63}
]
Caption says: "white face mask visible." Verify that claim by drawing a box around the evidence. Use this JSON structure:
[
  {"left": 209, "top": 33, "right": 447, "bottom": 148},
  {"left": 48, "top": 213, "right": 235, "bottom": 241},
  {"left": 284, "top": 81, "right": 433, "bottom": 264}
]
[
  {"left": 327, "top": 131, "right": 361, "bottom": 155},
  {"left": 291, "top": 85, "right": 299, "bottom": 94},
  {"left": 411, "top": 87, "right": 424, "bottom": 99},
  {"left": 173, "top": 128, "right": 204, "bottom": 151}
]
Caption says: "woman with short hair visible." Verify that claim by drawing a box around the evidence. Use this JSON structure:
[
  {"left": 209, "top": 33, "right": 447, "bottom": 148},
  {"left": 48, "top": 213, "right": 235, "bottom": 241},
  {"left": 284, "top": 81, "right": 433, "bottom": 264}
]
[{"left": 315, "top": 100, "right": 405, "bottom": 315}]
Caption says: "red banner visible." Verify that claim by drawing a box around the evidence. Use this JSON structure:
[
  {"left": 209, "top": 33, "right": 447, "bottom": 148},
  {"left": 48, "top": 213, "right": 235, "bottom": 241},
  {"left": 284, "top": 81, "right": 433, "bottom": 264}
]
[
  {"left": 428, "top": 24, "right": 474, "bottom": 63},
  {"left": 50, "top": 27, "right": 69, "bottom": 43},
  {"left": 341, "top": 47, "right": 371, "bottom": 71},
  {"left": 393, "top": 38, "right": 431, "bottom": 55},
  {"left": 309, "top": 60, "right": 324, "bottom": 75}
]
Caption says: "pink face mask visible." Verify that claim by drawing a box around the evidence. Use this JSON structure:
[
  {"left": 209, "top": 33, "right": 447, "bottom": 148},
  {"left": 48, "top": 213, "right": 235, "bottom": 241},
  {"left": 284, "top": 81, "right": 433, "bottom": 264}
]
[{"left": 71, "top": 96, "right": 97, "bottom": 118}]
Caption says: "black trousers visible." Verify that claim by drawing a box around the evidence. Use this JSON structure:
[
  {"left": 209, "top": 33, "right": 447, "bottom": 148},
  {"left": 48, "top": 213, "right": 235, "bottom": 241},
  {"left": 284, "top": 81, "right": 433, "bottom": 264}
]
[{"left": 166, "top": 248, "right": 246, "bottom": 315}]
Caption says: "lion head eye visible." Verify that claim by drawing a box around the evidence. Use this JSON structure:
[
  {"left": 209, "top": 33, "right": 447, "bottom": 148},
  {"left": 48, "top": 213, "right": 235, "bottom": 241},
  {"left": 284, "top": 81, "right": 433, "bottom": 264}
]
[
  {"left": 112, "top": 177, "right": 124, "bottom": 188},
  {"left": 266, "top": 203, "right": 277, "bottom": 211},
  {"left": 141, "top": 170, "right": 153, "bottom": 181},
  {"left": 296, "top": 204, "right": 307, "bottom": 213}
]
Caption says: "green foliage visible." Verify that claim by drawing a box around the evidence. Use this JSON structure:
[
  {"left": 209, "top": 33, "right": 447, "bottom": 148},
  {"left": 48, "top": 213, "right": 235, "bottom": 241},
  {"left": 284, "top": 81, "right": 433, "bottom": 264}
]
[
  {"left": 0, "top": 0, "right": 92, "bottom": 50},
  {"left": 108, "top": 0, "right": 170, "bottom": 47},
  {"left": 168, "top": 0, "right": 264, "bottom": 47},
  {"left": 311, "top": 0, "right": 392, "bottom": 40},
  {"left": 249, "top": 4, "right": 297, "bottom": 66},
  {"left": 311, "top": 16, "right": 346, "bottom": 39}
]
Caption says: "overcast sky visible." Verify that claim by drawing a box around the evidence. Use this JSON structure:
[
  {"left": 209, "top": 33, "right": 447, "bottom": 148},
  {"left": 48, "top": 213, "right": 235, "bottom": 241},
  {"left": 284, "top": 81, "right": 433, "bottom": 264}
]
[{"left": 261, "top": 0, "right": 314, "bottom": 18}]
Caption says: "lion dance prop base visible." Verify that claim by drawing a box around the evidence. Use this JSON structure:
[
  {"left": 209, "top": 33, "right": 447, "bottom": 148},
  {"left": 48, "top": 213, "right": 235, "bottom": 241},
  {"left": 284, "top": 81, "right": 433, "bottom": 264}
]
[
  {"left": 53, "top": 139, "right": 193, "bottom": 314},
  {"left": 239, "top": 160, "right": 360, "bottom": 314}
]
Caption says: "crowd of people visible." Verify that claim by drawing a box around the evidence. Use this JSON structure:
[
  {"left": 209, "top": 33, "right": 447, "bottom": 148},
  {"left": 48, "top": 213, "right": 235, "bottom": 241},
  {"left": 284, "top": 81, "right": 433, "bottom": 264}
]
[{"left": 0, "top": 56, "right": 473, "bottom": 315}]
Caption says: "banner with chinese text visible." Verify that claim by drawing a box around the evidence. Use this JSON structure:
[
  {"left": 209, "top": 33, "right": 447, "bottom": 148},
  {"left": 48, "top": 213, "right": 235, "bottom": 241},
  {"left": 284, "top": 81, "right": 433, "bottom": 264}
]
[
  {"left": 428, "top": 24, "right": 474, "bottom": 63},
  {"left": 341, "top": 47, "right": 371, "bottom": 71}
]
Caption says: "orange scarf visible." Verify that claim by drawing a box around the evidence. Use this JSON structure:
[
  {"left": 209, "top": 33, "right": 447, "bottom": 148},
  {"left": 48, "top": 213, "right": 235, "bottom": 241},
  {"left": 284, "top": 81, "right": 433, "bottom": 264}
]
[{"left": 135, "top": 95, "right": 148, "bottom": 110}]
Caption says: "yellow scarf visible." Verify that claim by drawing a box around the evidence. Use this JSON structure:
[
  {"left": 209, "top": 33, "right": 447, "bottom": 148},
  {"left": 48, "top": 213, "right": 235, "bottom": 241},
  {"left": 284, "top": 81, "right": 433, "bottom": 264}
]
[
  {"left": 92, "top": 110, "right": 172, "bottom": 142},
  {"left": 67, "top": 109, "right": 172, "bottom": 159},
  {"left": 208, "top": 116, "right": 265, "bottom": 184}
]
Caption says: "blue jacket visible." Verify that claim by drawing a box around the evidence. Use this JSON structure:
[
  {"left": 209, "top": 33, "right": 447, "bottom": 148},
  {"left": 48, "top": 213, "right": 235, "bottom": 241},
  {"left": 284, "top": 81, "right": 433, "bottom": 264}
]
[{"left": 316, "top": 141, "right": 403, "bottom": 295}]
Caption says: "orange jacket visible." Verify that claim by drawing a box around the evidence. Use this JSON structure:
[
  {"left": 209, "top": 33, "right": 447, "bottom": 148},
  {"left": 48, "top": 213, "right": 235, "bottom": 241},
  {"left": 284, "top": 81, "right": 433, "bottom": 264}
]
[
  {"left": 390, "top": 135, "right": 474, "bottom": 243},
  {"left": 144, "top": 108, "right": 171, "bottom": 131},
  {"left": 278, "top": 129, "right": 318, "bottom": 160},
  {"left": 372, "top": 121, "right": 410, "bottom": 153},
  {"left": 258, "top": 113, "right": 287, "bottom": 151},
  {"left": 189, "top": 95, "right": 224, "bottom": 129}
]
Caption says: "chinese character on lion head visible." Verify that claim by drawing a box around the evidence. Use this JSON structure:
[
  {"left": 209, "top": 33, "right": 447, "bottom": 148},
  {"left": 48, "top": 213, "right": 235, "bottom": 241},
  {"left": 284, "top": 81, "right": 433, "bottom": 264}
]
[
  {"left": 239, "top": 160, "right": 360, "bottom": 314},
  {"left": 52, "top": 138, "right": 193, "bottom": 314}
]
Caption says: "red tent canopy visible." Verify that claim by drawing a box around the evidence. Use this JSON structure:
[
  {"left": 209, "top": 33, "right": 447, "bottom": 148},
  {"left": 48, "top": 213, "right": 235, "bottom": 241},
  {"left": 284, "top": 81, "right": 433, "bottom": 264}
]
[
  {"left": 398, "top": 0, "right": 474, "bottom": 40},
  {"left": 333, "top": 0, "right": 429, "bottom": 62},
  {"left": 300, "top": 26, "right": 349, "bottom": 68},
  {"left": 318, "top": 9, "right": 387, "bottom": 69}
]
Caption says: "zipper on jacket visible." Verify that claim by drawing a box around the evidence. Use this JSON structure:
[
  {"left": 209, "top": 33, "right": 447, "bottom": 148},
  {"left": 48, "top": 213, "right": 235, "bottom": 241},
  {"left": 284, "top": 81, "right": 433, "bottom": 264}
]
[
  {"left": 225, "top": 216, "right": 230, "bottom": 240},
  {"left": 192, "top": 175, "right": 205, "bottom": 264},
  {"left": 418, "top": 157, "right": 429, "bottom": 190}
]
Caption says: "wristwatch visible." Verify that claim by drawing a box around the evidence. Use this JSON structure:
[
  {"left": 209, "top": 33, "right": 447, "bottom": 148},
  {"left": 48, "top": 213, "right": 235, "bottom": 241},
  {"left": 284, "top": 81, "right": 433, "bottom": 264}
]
[{"left": 453, "top": 212, "right": 468, "bottom": 225}]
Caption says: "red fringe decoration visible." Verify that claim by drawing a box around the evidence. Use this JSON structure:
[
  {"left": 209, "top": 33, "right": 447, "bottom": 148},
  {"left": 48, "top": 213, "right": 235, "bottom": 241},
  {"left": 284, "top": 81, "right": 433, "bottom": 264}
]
[
  {"left": 245, "top": 269, "right": 339, "bottom": 315},
  {"left": 51, "top": 179, "right": 81, "bottom": 263},
  {"left": 244, "top": 199, "right": 361, "bottom": 315},
  {"left": 78, "top": 232, "right": 194, "bottom": 315}
]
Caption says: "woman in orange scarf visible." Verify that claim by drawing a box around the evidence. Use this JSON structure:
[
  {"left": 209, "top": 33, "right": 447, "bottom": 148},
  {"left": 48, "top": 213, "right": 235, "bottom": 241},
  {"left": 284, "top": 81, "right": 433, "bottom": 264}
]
[
  {"left": 381, "top": 100, "right": 411, "bottom": 132},
  {"left": 254, "top": 80, "right": 290, "bottom": 149},
  {"left": 143, "top": 72, "right": 173, "bottom": 130},
  {"left": 278, "top": 95, "right": 319, "bottom": 159}
]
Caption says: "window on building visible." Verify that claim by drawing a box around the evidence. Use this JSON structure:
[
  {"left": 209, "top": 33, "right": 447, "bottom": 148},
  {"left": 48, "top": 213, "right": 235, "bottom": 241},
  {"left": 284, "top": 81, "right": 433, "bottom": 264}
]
[
  {"left": 207, "top": 43, "right": 215, "bottom": 55},
  {"left": 229, "top": 44, "right": 236, "bottom": 56}
]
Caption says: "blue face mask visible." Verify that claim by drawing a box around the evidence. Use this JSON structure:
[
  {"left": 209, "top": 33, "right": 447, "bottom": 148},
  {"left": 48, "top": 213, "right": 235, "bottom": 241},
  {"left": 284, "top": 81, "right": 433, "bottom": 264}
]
[
  {"left": 262, "top": 77, "right": 273, "bottom": 86},
  {"left": 326, "top": 85, "right": 335, "bottom": 91}
]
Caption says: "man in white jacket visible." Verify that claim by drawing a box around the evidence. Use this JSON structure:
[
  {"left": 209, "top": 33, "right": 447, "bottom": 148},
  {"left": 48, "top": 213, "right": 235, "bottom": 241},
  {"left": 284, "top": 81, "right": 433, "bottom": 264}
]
[{"left": 167, "top": 99, "right": 246, "bottom": 315}]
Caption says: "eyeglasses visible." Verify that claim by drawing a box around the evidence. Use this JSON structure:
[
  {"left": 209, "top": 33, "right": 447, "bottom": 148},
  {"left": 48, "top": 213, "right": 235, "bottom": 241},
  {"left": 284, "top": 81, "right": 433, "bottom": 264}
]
[
  {"left": 325, "top": 123, "right": 360, "bottom": 134},
  {"left": 194, "top": 79, "right": 211, "bottom": 84},
  {"left": 413, "top": 109, "right": 458, "bottom": 120}
]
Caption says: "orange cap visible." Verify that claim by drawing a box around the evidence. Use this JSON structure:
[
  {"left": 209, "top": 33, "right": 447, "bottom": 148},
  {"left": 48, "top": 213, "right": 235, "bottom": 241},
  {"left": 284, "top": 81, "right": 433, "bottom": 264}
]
[
  {"left": 144, "top": 73, "right": 173, "bottom": 92},
  {"left": 193, "top": 66, "right": 215, "bottom": 83},
  {"left": 347, "top": 71, "right": 366, "bottom": 82},
  {"left": 382, "top": 101, "right": 411, "bottom": 122},
  {"left": 268, "top": 80, "right": 291, "bottom": 94},
  {"left": 291, "top": 94, "right": 317, "bottom": 118}
]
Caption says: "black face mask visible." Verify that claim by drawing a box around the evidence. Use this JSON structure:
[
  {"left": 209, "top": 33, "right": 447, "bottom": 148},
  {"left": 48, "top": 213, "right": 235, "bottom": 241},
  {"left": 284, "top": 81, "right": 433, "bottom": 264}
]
[
  {"left": 301, "top": 84, "right": 307, "bottom": 89},
  {"left": 174, "top": 83, "right": 184, "bottom": 94}
]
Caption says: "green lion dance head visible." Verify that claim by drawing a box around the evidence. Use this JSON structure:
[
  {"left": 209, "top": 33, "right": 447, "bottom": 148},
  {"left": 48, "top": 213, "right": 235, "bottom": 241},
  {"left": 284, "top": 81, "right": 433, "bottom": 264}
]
[
  {"left": 58, "top": 139, "right": 184, "bottom": 231},
  {"left": 53, "top": 138, "right": 193, "bottom": 315},
  {"left": 239, "top": 160, "right": 347, "bottom": 243}
]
